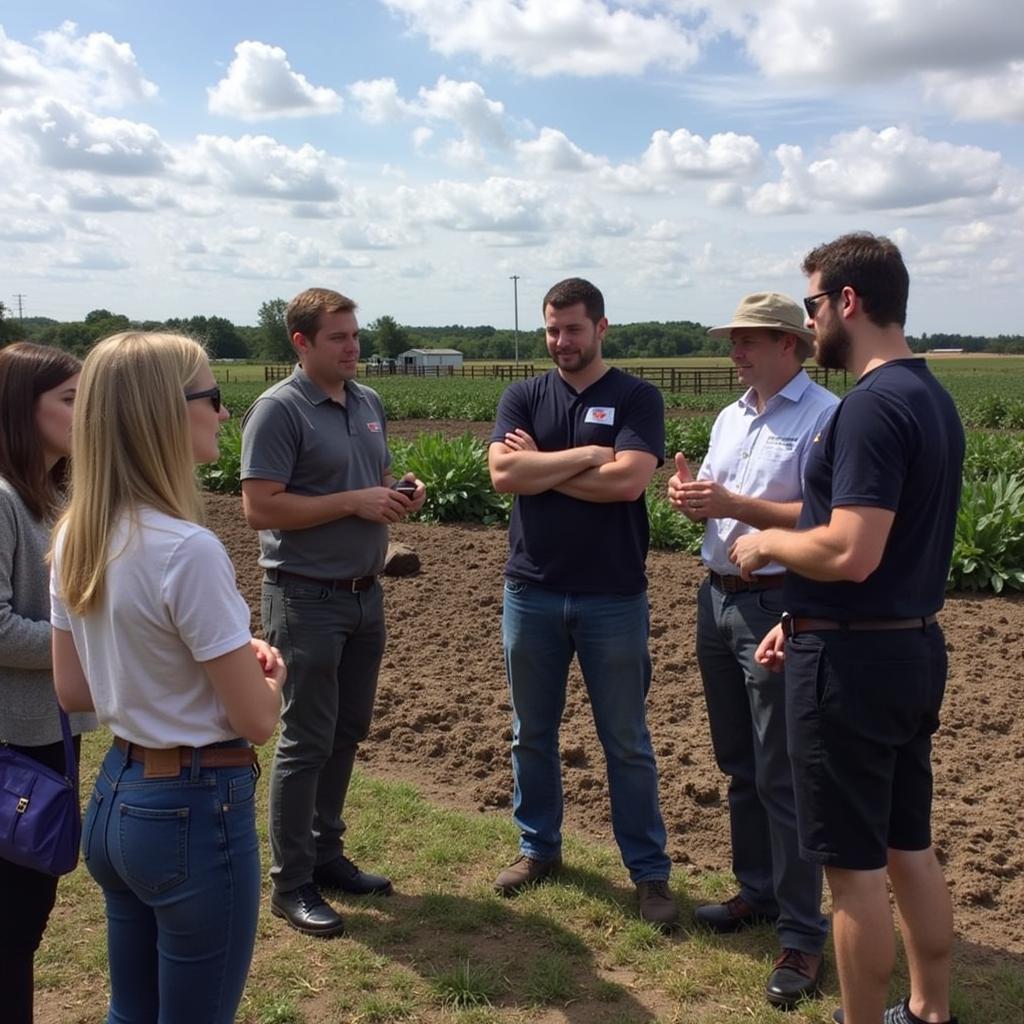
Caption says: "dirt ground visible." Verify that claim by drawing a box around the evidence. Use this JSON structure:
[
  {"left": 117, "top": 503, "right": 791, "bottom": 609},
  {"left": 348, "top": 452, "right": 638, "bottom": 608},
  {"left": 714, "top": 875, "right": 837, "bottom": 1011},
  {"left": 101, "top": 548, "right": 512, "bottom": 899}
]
[{"left": 207, "top": 418, "right": 1024, "bottom": 966}]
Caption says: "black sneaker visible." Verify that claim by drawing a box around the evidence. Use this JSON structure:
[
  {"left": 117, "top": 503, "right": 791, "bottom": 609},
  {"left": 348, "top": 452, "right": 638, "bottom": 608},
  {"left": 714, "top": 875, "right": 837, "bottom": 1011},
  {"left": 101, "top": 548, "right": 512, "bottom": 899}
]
[
  {"left": 270, "top": 882, "right": 345, "bottom": 937},
  {"left": 313, "top": 854, "right": 393, "bottom": 896},
  {"left": 833, "top": 996, "right": 959, "bottom": 1024}
]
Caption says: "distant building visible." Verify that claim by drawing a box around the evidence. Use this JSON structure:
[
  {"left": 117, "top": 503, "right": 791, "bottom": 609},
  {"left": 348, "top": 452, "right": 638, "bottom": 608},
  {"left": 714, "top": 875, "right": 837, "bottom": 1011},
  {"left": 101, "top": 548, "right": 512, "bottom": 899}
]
[
  {"left": 398, "top": 348, "right": 464, "bottom": 369},
  {"left": 928, "top": 348, "right": 964, "bottom": 354}
]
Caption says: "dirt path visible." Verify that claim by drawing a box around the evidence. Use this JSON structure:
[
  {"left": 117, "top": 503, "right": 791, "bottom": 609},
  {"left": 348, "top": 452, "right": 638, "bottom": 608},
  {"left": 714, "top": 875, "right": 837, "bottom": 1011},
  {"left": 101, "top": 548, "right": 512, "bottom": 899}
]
[{"left": 208, "top": 485, "right": 1024, "bottom": 963}]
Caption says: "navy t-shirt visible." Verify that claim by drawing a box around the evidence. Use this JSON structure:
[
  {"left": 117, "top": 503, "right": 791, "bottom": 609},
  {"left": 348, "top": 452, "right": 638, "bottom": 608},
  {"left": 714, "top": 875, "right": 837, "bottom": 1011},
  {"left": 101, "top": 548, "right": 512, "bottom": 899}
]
[
  {"left": 491, "top": 367, "right": 664, "bottom": 595},
  {"left": 784, "top": 359, "right": 964, "bottom": 619}
]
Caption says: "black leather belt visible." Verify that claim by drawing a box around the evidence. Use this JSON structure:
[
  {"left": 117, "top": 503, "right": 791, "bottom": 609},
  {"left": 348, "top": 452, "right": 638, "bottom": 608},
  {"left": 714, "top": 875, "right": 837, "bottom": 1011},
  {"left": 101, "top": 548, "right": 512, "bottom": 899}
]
[
  {"left": 782, "top": 613, "right": 938, "bottom": 638},
  {"left": 708, "top": 571, "right": 785, "bottom": 594},
  {"left": 265, "top": 568, "right": 376, "bottom": 593}
]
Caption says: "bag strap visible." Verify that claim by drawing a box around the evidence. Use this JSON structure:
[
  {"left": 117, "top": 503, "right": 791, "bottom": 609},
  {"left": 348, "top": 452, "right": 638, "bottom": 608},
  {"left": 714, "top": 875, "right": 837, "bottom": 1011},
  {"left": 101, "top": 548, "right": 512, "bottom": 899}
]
[{"left": 59, "top": 708, "right": 78, "bottom": 789}]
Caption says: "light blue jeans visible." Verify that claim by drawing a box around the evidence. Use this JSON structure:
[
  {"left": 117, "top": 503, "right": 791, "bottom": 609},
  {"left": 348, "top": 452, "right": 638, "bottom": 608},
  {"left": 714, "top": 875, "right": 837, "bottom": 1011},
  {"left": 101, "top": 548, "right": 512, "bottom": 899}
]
[
  {"left": 82, "top": 741, "right": 261, "bottom": 1024},
  {"left": 502, "top": 579, "right": 671, "bottom": 882}
]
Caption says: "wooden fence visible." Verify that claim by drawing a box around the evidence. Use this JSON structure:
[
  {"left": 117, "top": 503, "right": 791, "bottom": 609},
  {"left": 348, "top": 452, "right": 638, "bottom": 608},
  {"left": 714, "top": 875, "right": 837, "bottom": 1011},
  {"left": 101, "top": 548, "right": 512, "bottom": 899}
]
[{"left": 264, "top": 363, "right": 846, "bottom": 391}]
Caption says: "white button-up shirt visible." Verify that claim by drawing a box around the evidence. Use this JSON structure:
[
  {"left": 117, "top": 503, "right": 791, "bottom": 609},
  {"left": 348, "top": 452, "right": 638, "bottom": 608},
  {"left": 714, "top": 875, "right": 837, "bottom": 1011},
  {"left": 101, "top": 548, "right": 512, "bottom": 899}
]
[{"left": 698, "top": 370, "right": 839, "bottom": 576}]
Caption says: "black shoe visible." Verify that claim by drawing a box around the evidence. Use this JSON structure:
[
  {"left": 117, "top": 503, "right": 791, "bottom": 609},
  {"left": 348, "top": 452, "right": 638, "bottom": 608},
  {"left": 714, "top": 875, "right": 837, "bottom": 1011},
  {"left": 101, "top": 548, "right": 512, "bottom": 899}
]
[
  {"left": 694, "top": 893, "right": 779, "bottom": 933},
  {"left": 833, "top": 997, "right": 959, "bottom": 1024},
  {"left": 271, "top": 883, "right": 345, "bottom": 937},
  {"left": 312, "top": 854, "right": 393, "bottom": 896},
  {"left": 766, "top": 948, "right": 824, "bottom": 1010}
]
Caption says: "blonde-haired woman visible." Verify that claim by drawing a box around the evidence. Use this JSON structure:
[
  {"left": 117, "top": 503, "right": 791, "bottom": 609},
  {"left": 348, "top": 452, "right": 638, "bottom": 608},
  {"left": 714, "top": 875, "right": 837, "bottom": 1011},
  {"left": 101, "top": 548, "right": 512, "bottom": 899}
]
[{"left": 50, "top": 332, "right": 285, "bottom": 1024}]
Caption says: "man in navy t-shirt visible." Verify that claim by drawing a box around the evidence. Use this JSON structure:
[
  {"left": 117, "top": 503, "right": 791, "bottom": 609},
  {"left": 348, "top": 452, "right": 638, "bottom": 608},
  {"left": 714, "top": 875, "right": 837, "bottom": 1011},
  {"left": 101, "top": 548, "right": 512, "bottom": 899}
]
[
  {"left": 487, "top": 277, "right": 677, "bottom": 929},
  {"left": 731, "top": 235, "right": 963, "bottom": 1024}
]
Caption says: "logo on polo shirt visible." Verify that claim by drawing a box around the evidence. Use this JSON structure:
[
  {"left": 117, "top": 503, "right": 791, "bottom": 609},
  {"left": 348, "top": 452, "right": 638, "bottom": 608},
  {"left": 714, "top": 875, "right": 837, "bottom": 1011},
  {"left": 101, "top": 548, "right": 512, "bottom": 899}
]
[
  {"left": 584, "top": 406, "right": 615, "bottom": 425},
  {"left": 367, "top": 421, "right": 381, "bottom": 432}
]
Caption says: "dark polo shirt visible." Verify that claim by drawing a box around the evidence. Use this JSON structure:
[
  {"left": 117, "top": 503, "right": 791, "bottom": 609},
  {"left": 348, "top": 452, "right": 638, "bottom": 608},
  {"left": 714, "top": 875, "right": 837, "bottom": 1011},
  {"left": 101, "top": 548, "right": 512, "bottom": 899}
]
[
  {"left": 491, "top": 367, "right": 664, "bottom": 595},
  {"left": 240, "top": 366, "right": 391, "bottom": 579}
]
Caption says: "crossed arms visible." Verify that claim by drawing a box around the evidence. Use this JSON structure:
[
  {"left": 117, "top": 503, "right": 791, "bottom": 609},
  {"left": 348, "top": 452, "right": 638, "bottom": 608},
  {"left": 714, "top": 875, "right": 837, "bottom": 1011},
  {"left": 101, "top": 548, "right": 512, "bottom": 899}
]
[{"left": 488, "top": 428, "right": 657, "bottom": 503}]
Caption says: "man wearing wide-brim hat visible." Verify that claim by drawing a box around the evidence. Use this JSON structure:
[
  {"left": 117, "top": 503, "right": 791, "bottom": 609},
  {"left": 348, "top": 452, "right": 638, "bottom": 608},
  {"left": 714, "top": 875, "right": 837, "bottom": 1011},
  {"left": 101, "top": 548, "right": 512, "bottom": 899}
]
[{"left": 667, "top": 291, "right": 838, "bottom": 1009}]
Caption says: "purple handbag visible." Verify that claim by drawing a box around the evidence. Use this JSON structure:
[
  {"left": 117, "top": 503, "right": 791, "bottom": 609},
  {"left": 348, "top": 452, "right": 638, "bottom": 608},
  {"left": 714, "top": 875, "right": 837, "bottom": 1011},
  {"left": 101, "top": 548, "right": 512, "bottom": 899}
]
[{"left": 0, "top": 709, "right": 81, "bottom": 876}]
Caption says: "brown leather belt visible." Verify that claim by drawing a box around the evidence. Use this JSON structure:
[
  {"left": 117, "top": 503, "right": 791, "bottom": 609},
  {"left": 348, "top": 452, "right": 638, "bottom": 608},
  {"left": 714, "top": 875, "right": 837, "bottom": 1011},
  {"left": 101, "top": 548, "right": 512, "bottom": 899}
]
[
  {"left": 783, "top": 613, "right": 938, "bottom": 638},
  {"left": 114, "top": 737, "right": 257, "bottom": 778},
  {"left": 265, "top": 568, "right": 376, "bottom": 593},
  {"left": 708, "top": 571, "right": 785, "bottom": 594}
]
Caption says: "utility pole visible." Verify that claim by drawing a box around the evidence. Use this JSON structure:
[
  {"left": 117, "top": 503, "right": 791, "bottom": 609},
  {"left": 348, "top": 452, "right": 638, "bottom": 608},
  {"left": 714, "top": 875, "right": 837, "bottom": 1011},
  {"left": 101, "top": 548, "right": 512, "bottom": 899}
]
[
  {"left": 509, "top": 274, "right": 520, "bottom": 366},
  {"left": 13, "top": 294, "right": 26, "bottom": 319}
]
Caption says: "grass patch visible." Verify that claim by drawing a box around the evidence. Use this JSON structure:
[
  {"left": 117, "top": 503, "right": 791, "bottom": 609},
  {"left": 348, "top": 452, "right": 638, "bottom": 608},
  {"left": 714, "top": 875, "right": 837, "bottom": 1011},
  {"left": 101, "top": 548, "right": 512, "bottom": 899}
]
[{"left": 36, "top": 729, "right": 1021, "bottom": 1024}]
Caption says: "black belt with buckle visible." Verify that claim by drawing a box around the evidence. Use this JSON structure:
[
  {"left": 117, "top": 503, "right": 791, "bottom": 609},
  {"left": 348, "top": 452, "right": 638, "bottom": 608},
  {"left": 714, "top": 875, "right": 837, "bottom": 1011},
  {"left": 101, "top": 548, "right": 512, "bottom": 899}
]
[
  {"left": 265, "top": 568, "right": 376, "bottom": 593},
  {"left": 708, "top": 571, "right": 785, "bottom": 594},
  {"left": 781, "top": 612, "right": 937, "bottom": 638}
]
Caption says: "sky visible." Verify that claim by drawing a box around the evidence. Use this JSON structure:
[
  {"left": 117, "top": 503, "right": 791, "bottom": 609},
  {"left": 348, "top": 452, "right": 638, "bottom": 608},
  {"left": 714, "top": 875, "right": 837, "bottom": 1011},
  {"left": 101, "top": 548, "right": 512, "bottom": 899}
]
[{"left": 1, "top": 0, "right": 1023, "bottom": 335}]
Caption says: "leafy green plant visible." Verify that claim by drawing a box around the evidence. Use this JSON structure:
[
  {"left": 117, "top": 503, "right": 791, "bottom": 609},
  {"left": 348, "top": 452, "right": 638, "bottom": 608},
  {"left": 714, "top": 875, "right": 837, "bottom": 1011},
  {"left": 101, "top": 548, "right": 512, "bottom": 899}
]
[
  {"left": 646, "top": 489, "right": 704, "bottom": 552},
  {"left": 963, "top": 432, "right": 1024, "bottom": 479},
  {"left": 197, "top": 419, "right": 243, "bottom": 494},
  {"left": 664, "top": 416, "right": 713, "bottom": 464},
  {"left": 390, "top": 432, "right": 511, "bottom": 524},
  {"left": 948, "top": 472, "right": 1024, "bottom": 593}
]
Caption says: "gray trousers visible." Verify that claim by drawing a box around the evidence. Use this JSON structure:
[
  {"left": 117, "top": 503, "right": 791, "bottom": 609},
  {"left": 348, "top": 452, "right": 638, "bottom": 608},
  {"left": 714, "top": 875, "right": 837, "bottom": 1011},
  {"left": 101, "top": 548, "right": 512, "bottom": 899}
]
[
  {"left": 696, "top": 578, "right": 827, "bottom": 953},
  {"left": 262, "top": 577, "right": 386, "bottom": 893}
]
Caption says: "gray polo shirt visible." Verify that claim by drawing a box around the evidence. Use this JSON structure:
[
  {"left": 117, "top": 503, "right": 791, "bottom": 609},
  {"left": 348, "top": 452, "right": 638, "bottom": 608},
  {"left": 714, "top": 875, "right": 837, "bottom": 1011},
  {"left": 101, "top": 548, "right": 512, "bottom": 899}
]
[{"left": 240, "top": 367, "right": 391, "bottom": 579}]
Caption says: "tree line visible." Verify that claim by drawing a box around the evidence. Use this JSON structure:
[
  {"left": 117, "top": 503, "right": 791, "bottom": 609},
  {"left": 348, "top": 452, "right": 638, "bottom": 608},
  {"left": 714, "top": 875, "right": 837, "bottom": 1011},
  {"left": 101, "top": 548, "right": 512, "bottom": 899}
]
[{"left": 2, "top": 301, "right": 1021, "bottom": 360}]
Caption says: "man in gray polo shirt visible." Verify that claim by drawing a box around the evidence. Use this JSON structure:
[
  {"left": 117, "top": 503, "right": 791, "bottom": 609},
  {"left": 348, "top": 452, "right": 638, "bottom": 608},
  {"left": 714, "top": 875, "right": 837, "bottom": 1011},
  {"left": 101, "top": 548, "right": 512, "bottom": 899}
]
[{"left": 241, "top": 287, "right": 424, "bottom": 937}]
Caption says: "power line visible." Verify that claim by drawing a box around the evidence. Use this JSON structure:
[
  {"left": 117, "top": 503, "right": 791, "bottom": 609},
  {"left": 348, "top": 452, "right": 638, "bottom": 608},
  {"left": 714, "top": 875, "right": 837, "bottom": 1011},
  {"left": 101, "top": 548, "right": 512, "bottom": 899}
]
[{"left": 12, "top": 294, "right": 26, "bottom": 319}]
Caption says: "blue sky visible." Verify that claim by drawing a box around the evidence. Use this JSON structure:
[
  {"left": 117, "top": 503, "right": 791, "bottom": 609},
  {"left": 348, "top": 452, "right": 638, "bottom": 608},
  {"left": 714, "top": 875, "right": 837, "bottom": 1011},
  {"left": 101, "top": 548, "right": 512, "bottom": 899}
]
[{"left": 1, "top": 1, "right": 1022, "bottom": 334}]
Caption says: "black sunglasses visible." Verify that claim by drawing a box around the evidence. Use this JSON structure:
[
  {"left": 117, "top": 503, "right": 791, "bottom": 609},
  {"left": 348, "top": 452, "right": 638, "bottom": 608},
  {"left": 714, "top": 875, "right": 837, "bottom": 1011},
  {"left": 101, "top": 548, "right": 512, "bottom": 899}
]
[
  {"left": 184, "top": 386, "right": 222, "bottom": 413},
  {"left": 803, "top": 289, "right": 842, "bottom": 319}
]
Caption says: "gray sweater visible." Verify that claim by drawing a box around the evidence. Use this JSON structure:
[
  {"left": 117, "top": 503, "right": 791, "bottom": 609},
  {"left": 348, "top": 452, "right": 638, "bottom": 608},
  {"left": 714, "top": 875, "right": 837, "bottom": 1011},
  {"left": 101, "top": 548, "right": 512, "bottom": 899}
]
[{"left": 0, "top": 476, "right": 96, "bottom": 746}]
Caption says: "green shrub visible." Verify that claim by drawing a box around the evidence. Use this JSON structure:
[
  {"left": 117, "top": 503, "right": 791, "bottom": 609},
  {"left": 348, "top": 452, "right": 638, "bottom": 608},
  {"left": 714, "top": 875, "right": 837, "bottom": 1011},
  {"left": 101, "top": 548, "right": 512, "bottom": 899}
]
[
  {"left": 963, "top": 432, "right": 1024, "bottom": 478},
  {"left": 197, "top": 419, "right": 243, "bottom": 494},
  {"left": 646, "top": 489, "right": 704, "bottom": 552},
  {"left": 949, "top": 472, "right": 1024, "bottom": 593},
  {"left": 390, "top": 432, "right": 510, "bottom": 524},
  {"left": 663, "top": 416, "right": 713, "bottom": 464}
]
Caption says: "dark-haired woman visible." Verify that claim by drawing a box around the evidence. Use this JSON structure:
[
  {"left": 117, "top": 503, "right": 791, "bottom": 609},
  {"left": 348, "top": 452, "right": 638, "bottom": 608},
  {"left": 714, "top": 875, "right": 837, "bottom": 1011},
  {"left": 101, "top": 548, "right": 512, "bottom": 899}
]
[{"left": 0, "top": 342, "right": 96, "bottom": 1024}]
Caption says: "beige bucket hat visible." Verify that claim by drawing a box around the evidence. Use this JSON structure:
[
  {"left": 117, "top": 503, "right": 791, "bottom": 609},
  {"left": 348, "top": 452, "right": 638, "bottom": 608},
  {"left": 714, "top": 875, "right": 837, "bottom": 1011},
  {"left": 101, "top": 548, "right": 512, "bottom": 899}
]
[{"left": 707, "top": 292, "right": 815, "bottom": 340}]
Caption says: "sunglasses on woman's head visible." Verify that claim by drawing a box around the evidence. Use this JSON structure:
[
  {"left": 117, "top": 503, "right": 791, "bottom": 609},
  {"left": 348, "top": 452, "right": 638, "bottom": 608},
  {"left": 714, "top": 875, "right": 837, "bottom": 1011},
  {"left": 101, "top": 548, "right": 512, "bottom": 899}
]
[{"left": 184, "top": 386, "right": 221, "bottom": 413}]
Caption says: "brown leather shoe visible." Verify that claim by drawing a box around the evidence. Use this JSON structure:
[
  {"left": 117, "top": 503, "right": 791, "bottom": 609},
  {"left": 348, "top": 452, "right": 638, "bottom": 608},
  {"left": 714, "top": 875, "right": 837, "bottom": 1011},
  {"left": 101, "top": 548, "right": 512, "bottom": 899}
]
[
  {"left": 765, "top": 948, "right": 824, "bottom": 1009},
  {"left": 636, "top": 879, "right": 680, "bottom": 930},
  {"left": 493, "top": 854, "right": 561, "bottom": 896},
  {"left": 694, "top": 893, "right": 779, "bottom": 933}
]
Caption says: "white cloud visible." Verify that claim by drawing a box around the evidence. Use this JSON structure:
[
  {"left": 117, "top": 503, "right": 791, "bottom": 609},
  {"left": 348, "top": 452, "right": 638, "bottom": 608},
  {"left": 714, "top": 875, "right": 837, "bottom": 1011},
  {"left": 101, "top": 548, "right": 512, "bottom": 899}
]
[
  {"left": 744, "top": 128, "right": 1016, "bottom": 215},
  {"left": 515, "top": 127, "right": 606, "bottom": 174},
  {"left": 185, "top": 134, "right": 345, "bottom": 201},
  {"left": 380, "top": 0, "right": 700, "bottom": 77},
  {"left": 0, "top": 21, "right": 157, "bottom": 109},
  {"left": 713, "top": 0, "right": 1024, "bottom": 83},
  {"left": 641, "top": 128, "right": 762, "bottom": 179},
  {"left": 54, "top": 248, "right": 131, "bottom": 271},
  {"left": 0, "top": 218, "right": 64, "bottom": 242},
  {"left": 1, "top": 98, "right": 169, "bottom": 175},
  {"left": 412, "top": 126, "right": 434, "bottom": 150},
  {"left": 349, "top": 78, "right": 407, "bottom": 123},
  {"left": 925, "top": 63, "right": 1024, "bottom": 122},
  {"left": 208, "top": 41, "right": 342, "bottom": 120}
]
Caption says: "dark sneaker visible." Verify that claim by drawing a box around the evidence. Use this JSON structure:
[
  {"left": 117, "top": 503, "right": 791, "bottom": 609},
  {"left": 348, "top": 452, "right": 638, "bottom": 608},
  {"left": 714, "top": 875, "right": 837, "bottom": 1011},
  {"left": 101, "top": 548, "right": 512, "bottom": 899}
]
[
  {"left": 694, "top": 893, "right": 779, "bottom": 933},
  {"left": 313, "top": 854, "right": 393, "bottom": 896},
  {"left": 833, "top": 997, "right": 959, "bottom": 1024},
  {"left": 270, "top": 883, "right": 345, "bottom": 938},
  {"left": 636, "top": 879, "right": 680, "bottom": 931},
  {"left": 766, "top": 948, "right": 824, "bottom": 1010},
  {"left": 493, "top": 853, "right": 561, "bottom": 895}
]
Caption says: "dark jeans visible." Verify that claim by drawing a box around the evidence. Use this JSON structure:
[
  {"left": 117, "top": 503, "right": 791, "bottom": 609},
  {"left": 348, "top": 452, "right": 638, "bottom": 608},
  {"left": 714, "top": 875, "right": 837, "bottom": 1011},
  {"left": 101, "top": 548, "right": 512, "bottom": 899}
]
[
  {"left": 262, "top": 577, "right": 386, "bottom": 893},
  {"left": 0, "top": 734, "right": 81, "bottom": 1024},
  {"left": 696, "top": 580, "right": 826, "bottom": 953}
]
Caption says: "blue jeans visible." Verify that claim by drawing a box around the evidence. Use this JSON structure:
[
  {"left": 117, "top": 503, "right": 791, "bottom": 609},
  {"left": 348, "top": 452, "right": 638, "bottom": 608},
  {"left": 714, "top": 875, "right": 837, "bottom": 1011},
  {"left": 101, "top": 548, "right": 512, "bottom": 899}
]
[
  {"left": 82, "top": 742, "right": 261, "bottom": 1024},
  {"left": 502, "top": 580, "right": 670, "bottom": 882}
]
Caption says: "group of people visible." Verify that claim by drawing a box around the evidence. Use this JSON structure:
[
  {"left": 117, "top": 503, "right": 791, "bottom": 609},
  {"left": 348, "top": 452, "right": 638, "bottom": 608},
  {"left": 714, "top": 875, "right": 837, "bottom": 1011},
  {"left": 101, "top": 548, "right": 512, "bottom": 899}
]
[{"left": 0, "top": 231, "right": 962, "bottom": 1024}]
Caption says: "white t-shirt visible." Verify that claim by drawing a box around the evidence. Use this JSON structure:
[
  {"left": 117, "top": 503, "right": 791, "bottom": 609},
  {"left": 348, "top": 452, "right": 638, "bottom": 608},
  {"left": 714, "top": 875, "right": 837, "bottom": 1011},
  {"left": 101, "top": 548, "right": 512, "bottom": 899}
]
[
  {"left": 50, "top": 506, "right": 252, "bottom": 748},
  {"left": 699, "top": 370, "right": 839, "bottom": 576}
]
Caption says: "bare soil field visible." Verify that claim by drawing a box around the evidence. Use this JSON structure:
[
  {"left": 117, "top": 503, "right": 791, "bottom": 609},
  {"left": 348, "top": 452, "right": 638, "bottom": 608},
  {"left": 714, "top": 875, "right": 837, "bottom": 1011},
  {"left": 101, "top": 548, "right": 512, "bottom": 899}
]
[{"left": 206, "top": 418, "right": 1024, "bottom": 967}]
